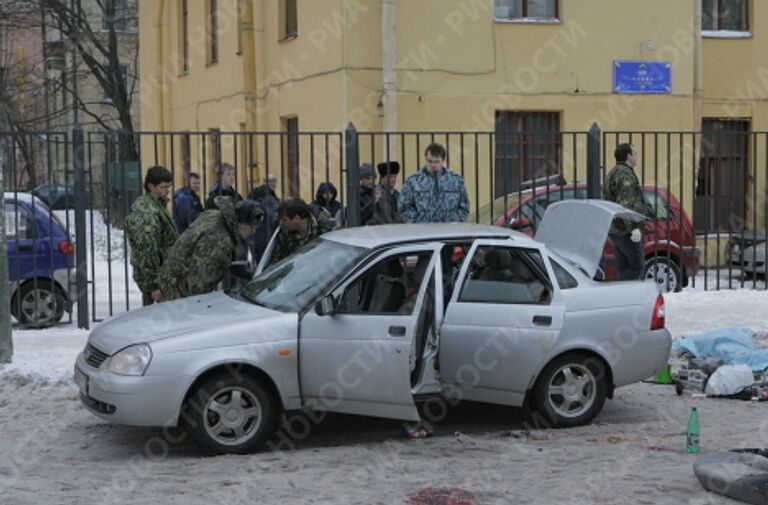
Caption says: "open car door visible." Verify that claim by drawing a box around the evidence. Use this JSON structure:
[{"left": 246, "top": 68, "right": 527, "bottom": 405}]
[{"left": 298, "top": 243, "right": 443, "bottom": 421}]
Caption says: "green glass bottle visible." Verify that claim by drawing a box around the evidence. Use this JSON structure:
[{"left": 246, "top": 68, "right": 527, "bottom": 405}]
[{"left": 687, "top": 406, "right": 700, "bottom": 453}]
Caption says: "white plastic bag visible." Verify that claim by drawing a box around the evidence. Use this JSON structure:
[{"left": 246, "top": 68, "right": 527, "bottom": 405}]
[{"left": 704, "top": 364, "right": 754, "bottom": 396}]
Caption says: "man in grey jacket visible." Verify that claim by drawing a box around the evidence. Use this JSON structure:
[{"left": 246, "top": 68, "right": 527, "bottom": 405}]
[{"left": 399, "top": 143, "right": 470, "bottom": 223}]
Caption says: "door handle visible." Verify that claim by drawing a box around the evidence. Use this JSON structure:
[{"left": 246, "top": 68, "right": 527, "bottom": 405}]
[
  {"left": 17, "top": 244, "right": 33, "bottom": 252},
  {"left": 532, "top": 315, "right": 552, "bottom": 326},
  {"left": 388, "top": 325, "right": 406, "bottom": 337}
]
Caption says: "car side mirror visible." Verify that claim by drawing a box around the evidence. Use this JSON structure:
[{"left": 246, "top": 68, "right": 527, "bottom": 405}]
[
  {"left": 230, "top": 261, "right": 254, "bottom": 280},
  {"left": 315, "top": 295, "right": 336, "bottom": 316}
]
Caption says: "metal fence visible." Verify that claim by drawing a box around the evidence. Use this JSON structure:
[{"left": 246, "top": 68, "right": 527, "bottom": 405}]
[{"left": 1, "top": 124, "right": 766, "bottom": 329}]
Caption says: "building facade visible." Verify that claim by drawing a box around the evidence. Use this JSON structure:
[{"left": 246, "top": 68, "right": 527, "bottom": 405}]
[{"left": 139, "top": 0, "right": 767, "bottom": 240}]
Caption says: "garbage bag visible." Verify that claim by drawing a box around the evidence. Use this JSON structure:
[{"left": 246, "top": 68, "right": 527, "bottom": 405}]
[{"left": 705, "top": 364, "right": 755, "bottom": 396}]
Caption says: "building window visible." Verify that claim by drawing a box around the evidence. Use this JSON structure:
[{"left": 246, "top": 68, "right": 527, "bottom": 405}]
[
  {"left": 207, "top": 0, "right": 219, "bottom": 65},
  {"left": 702, "top": 0, "right": 748, "bottom": 32},
  {"left": 101, "top": 0, "right": 127, "bottom": 32},
  {"left": 282, "top": 117, "right": 300, "bottom": 197},
  {"left": 494, "top": 111, "right": 561, "bottom": 197},
  {"left": 180, "top": 0, "right": 189, "bottom": 73},
  {"left": 694, "top": 119, "right": 749, "bottom": 232},
  {"left": 495, "top": 0, "right": 558, "bottom": 21},
  {"left": 279, "top": 0, "right": 298, "bottom": 40}
]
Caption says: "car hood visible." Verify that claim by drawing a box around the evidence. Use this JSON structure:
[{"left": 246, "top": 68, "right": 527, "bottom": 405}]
[
  {"left": 535, "top": 200, "right": 646, "bottom": 278},
  {"left": 89, "top": 291, "right": 284, "bottom": 354}
]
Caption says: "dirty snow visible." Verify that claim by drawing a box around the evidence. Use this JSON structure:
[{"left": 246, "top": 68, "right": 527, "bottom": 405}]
[{"left": 1, "top": 287, "right": 767, "bottom": 504}]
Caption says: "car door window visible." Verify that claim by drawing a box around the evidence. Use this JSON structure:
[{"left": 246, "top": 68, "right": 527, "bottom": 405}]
[
  {"left": 337, "top": 251, "right": 432, "bottom": 315},
  {"left": 643, "top": 190, "right": 670, "bottom": 220},
  {"left": 459, "top": 246, "right": 551, "bottom": 304},
  {"left": 550, "top": 258, "right": 578, "bottom": 289},
  {"left": 4, "top": 203, "right": 33, "bottom": 239}
]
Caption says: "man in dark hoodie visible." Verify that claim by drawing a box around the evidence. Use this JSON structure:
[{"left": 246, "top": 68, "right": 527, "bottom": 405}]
[
  {"left": 248, "top": 174, "right": 280, "bottom": 262},
  {"left": 310, "top": 182, "right": 342, "bottom": 220}
]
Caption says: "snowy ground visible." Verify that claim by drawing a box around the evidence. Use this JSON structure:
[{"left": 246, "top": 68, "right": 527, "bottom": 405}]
[{"left": 2, "top": 288, "right": 767, "bottom": 504}]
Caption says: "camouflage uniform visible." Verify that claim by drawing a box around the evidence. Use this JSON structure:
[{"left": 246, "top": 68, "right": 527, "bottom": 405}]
[
  {"left": 399, "top": 166, "right": 470, "bottom": 223},
  {"left": 158, "top": 196, "right": 250, "bottom": 301},
  {"left": 269, "top": 215, "right": 338, "bottom": 265},
  {"left": 604, "top": 163, "right": 649, "bottom": 236},
  {"left": 125, "top": 193, "right": 179, "bottom": 297}
]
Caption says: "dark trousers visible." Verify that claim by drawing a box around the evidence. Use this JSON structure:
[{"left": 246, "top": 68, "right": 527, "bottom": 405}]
[{"left": 610, "top": 233, "right": 644, "bottom": 281}]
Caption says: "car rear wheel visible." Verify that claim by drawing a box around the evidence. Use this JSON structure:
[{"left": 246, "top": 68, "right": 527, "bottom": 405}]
[
  {"left": 14, "top": 280, "right": 66, "bottom": 327},
  {"left": 531, "top": 353, "right": 607, "bottom": 428},
  {"left": 644, "top": 256, "right": 683, "bottom": 293},
  {"left": 186, "top": 373, "right": 278, "bottom": 455}
]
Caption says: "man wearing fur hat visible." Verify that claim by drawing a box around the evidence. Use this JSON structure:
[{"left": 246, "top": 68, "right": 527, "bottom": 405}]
[{"left": 373, "top": 161, "right": 403, "bottom": 224}]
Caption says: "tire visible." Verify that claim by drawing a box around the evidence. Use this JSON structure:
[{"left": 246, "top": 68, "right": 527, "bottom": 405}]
[
  {"left": 644, "top": 256, "right": 683, "bottom": 293},
  {"left": 14, "top": 280, "right": 66, "bottom": 328},
  {"left": 531, "top": 353, "right": 608, "bottom": 428},
  {"left": 186, "top": 373, "right": 278, "bottom": 455}
]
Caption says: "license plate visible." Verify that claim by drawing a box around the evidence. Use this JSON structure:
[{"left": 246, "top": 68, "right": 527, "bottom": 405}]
[{"left": 74, "top": 366, "right": 89, "bottom": 396}]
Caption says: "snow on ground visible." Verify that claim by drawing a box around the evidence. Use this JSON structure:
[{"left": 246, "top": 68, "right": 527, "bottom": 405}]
[{"left": 1, "top": 287, "right": 767, "bottom": 504}]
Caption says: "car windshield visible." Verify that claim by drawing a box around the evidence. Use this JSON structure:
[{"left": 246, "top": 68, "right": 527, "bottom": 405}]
[{"left": 240, "top": 238, "right": 367, "bottom": 312}]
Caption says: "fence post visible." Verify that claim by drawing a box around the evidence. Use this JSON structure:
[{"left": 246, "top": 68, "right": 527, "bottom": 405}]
[
  {"left": 0, "top": 139, "right": 12, "bottom": 363},
  {"left": 73, "top": 126, "right": 89, "bottom": 329},
  {"left": 587, "top": 122, "right": 602, "bottom": 199},
  {"left": 345, "top": 123, "right": 361, "bottom": 227}
]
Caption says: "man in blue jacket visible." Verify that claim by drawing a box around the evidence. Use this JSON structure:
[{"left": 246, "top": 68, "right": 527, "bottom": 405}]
[
  {"left": 173, "top": 172, "right": 204, "bottom": 233},
  {"left": 399, "top": 143, "right": 470, "bottom": 223}
]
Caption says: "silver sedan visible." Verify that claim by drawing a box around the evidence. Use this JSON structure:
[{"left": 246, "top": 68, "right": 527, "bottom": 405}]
[{"left": 75, "top": 200, "right": 671, "bottom": 454}]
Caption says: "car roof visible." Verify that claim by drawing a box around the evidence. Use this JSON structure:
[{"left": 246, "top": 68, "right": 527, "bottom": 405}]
[
  {"left": 4, "top": 192, "right": 47, "bottom": 207},
  {"left": 322, "top": 223, "right": 535, "bottom": 249}
]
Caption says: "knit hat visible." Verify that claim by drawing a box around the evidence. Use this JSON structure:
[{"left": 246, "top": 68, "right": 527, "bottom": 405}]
[
  {"left": 377, "top": 161, "right": 400, "bottom": 177},
  {"left": 360, "top": 163, "right": 375, "bottom": 179},
  {"left": 234, "top": 200, "right": 264, "bottom": 225}
]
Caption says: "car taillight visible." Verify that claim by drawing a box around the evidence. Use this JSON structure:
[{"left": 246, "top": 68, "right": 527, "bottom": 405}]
[
  {"left": 58, "top": 240, "right": 75, "bottom": 256},
  {"left": 651, "top": 293, "right": 665, "bottom": 330}
]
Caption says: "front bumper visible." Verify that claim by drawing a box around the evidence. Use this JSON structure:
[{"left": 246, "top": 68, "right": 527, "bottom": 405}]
[{"left": 75, "top": 352, "right": 190, "bottom": 427}]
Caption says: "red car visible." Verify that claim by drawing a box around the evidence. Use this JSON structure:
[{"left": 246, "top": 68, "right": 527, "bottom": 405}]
[{"left": 475, "top": 182, "right": 700, "bottom": 292}]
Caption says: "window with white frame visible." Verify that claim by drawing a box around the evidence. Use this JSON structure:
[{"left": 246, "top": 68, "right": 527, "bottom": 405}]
[
  {"left": 495, "top": 0, "right": 558, "bottom": 21},
  {"left": 702, "top": 0, "right": 748, "bottom": 32}
]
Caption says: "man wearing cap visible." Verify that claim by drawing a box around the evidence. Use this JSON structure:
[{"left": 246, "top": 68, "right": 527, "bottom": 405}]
[
  {"left": 374, "top": 161, "right": 403, "bottom": 224},
  {"left": 359, "top": 163, "right": 378, "bottom": 226},
  {"left": 157, "top": 196, "right": 263, "bottom": 301}
]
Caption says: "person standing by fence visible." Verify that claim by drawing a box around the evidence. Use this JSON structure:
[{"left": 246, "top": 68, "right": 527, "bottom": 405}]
[
  {"left": 173, "top": 172, "right": 203, "bottom": 233},
  {"left": 605, "top": 143, "right": 650, "bottom": 280},
  {"left": 206, "top": 163, "right": 242, "bottom": 210},
  {"left": 399, "top": 143, "right": 469, "bottom": 223},
  {"left": 125, "top": 166, "right": 179, "bottom": 305}
]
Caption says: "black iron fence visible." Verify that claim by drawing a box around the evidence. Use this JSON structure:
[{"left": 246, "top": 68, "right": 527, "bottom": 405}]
[{"left": 1, "top": 124, "right": 766, "bottom": 328}]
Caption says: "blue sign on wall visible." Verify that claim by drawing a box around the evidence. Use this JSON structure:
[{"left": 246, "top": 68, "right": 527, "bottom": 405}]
[{"left": 613, "top": 61, "right": 672, "bottom": 94}]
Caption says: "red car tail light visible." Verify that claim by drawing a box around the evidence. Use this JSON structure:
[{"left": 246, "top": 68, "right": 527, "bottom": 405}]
[
  {"left": 651, "top": 293, "right": 665, "bottom": 330},
  {"left": 58, "top": 240, "right": 76, "bottom": 256}
]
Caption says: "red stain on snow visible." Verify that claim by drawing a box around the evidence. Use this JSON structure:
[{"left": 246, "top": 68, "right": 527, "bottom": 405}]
[{"left": 405, "top": 487, "right": 476, "bottom": 505}]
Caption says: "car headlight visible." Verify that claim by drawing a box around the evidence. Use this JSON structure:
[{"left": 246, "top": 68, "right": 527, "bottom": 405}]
[{"left": 106, "top": 344, "right": 152, "bottom": 376}]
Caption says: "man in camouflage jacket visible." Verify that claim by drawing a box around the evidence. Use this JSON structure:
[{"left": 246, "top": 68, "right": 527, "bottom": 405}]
[
  {"left": 399, "top": 143, "right": 470, "bottom": 223},
  {"left": 158, "top": 197, "right": 263, "bottom": 301},
  {"left": 605, "top": 143, "right": 651, "bottom": 280},
  {"left": 269, "top": 199, "right": 338, "bottom": 266},
  {"left": 125, "top": 166, "right": 179, "bottom": 305}
]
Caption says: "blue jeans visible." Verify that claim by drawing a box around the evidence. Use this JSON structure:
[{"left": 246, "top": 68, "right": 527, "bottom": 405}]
[{"left": 610, "top": 233, "right": 644, "bottom": 281}]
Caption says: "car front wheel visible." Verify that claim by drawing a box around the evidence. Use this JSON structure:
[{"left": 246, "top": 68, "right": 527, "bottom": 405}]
[
  {"left": 532, "top": 353, "right": 608, "bottom": 428},
  {"left": 14, "top": 280, "right": 66, "bottom": 327},
  {"left": 186, "top": 373, "right": 278, "bottom": 455},
  {"left": 644, "top": 256, "right": 683, "bottom": 293}
]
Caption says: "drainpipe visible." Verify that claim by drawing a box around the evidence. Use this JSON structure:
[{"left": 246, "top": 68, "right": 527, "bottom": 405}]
[
  {"left": 692, "top": 0, "right": 703, "bottom": 217},
  {"left": 155, "top": 0, "right": 167, "bottom": 135},
  {"left": 382, "top": 0, "right": 398, "bottom": 158}
]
